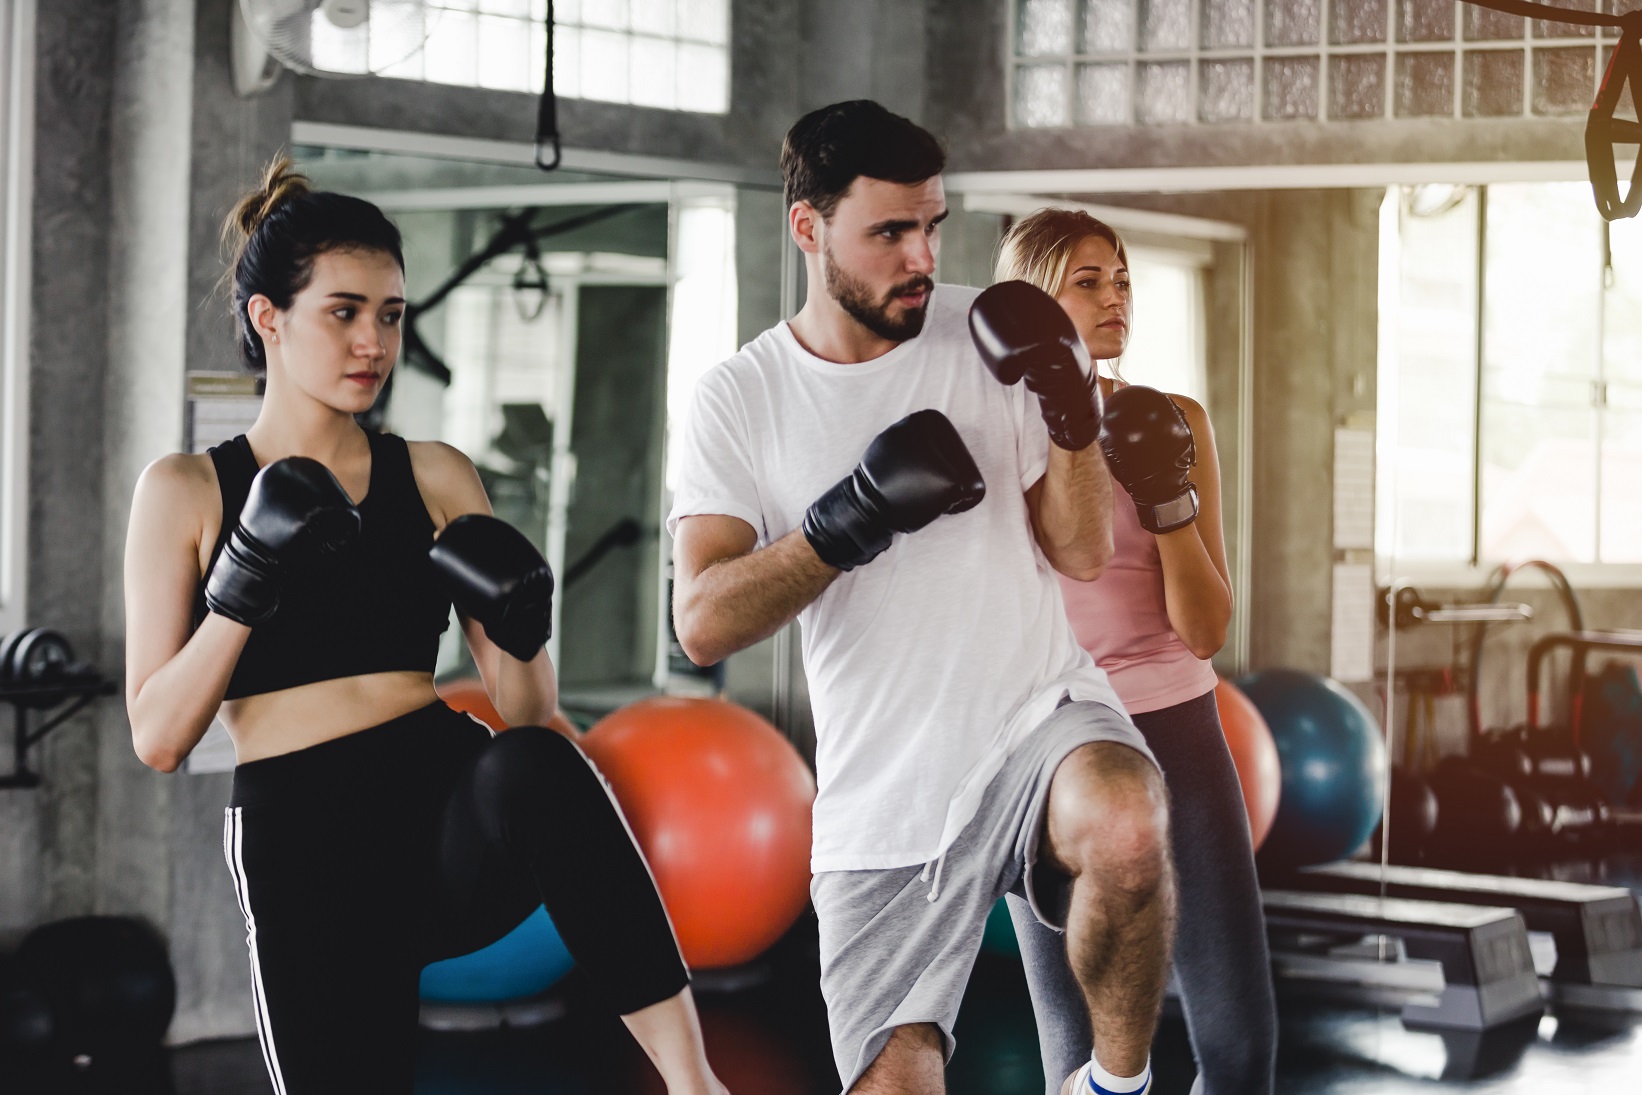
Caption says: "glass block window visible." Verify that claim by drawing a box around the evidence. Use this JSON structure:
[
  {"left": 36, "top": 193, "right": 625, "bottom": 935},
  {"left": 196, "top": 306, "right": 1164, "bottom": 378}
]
[
  {"left": 1008, "top": 0, "right": 1612, "bottom": 126},
  {"left": 343, "top": 0, "right": 731, "bottom": 114}
]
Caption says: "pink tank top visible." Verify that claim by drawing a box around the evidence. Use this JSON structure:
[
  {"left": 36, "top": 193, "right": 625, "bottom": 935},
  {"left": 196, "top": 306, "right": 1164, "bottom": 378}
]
[{"left": 1060, "top": 479, "right": 1219, "bottom": 714}]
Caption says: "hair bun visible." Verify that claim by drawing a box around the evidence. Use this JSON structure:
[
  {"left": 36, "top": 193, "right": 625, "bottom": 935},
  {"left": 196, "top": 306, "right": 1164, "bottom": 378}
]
[{"left": 224, "top": 156, "right": 313, "bottom": 245}]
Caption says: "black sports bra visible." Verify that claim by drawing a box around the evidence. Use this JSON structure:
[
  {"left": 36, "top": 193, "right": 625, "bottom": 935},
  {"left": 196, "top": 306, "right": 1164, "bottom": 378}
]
[{"left": 192, "top": 432, "right": 451, "bottom": 700}]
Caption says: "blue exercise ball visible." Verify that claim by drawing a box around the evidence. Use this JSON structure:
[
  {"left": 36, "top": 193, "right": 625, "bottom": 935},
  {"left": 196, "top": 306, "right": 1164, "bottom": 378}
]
[
  {"left": 419, "top": 906, "right": 573, "bottom": 1004},
  {"left": 1234, "top": 669, "right": 1387, "bottom": 869}
]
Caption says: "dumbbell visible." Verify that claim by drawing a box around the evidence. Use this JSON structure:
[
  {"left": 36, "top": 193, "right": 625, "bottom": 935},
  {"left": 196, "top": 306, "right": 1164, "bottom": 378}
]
[{"left": 0, "top": 628, "right": 98, "bottom": 706}]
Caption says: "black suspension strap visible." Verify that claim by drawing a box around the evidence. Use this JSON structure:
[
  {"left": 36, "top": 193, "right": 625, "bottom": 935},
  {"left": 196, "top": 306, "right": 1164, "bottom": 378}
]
[
  {"left": 536, "top": 0, "right": 562, "bottom": 171},
  {"left": 1459, "top": 0, "right": 1642, "bottom": 219}
]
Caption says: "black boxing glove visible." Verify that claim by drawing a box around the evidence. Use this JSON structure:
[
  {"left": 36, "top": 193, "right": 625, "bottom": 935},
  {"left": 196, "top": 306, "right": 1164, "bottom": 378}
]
[
  {"left": 204, "top": 457, "right": 362, "bottom": 626},
  {"left": 430, "top": 514, "right": 555, "bottom": 662},
  {"left": 1098, "top": 385, "right": 1199, "bottom": 535},
  {"left": 802, "top": 410, "right": 986, "bottom": 571},
  {"left": 968, "top": 280, "right": 1102, "bottom": 452}
]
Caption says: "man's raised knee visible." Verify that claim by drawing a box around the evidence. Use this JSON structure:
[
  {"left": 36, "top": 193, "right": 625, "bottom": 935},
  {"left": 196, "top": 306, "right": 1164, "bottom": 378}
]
[{"left": 1049, "top": 744, "right": 1170, "bottom": 895}]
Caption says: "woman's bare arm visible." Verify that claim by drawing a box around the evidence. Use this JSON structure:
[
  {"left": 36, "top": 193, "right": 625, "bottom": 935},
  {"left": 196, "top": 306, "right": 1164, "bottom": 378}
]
[{"left": 124, "top": 455, "right": 249, "bottom": 772}]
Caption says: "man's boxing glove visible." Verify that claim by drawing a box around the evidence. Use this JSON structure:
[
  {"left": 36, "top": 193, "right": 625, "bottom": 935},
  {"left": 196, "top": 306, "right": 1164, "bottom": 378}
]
[
  {"left": 802, "top": 410, "right": 986, "bottom": 571},
  {"left": 968, "top": 280, "right": 1102, "bottom": 452},
  {"left": 1098, "top": 385, "right": 1199, "bottom": 535},
  {"left": 429, "top": 514, "right": 555, "bottom": 662},
  {"left": 204, "top": 457, "right": 362, "bottom": 627}
]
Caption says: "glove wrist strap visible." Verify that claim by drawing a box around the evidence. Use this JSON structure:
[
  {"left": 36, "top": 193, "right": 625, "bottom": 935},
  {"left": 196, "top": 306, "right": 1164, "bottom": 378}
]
[{"left": 1138, "top": 485, "right": 1199, "bottom": 535}]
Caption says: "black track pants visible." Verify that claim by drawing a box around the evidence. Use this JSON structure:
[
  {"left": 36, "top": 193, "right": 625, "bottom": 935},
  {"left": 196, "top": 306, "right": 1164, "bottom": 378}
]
[{"left": 222, "top": 702, "right": 687, "bottom": 1094}]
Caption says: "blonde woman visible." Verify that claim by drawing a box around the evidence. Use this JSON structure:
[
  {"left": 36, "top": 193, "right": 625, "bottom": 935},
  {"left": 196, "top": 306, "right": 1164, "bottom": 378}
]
[{"left": 995, "top": 209, "right": 1275, "bottom": 1095}]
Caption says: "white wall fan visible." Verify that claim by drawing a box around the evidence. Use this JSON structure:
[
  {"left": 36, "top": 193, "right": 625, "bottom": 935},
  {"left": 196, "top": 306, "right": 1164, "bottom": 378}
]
[{"left": 232, "top": 0, "right": 443, "bottom": 97}]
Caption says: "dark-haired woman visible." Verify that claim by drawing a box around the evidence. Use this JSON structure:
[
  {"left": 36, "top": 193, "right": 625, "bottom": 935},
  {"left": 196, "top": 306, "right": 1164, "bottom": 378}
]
[{"left": 123, "top": 160, "right": 731, "bottom": 1095}]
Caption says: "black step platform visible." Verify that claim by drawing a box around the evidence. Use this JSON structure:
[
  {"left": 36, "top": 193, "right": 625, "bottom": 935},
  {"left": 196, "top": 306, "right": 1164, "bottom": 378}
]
[
  {"left": 1282, "top": 861, "right": 1642, "bottom": 989},
  {"left": 1263, "top": 889, "right": 1544, "bottom": 1030}
]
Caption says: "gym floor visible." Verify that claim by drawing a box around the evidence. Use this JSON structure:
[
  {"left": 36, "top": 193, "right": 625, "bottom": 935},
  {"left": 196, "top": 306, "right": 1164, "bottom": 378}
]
[{"left": 12, "top": 852, "right": 1635, "bottom": 1095}]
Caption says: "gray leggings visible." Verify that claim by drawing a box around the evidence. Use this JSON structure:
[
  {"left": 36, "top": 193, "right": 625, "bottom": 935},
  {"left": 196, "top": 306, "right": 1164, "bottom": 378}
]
[{"left": 1008, "top": 689, "right": 1277, "bottom": 1095}]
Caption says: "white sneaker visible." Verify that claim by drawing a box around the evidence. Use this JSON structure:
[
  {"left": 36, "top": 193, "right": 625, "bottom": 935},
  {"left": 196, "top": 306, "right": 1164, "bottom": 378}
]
[{"left": 1060, "top": 1063, "right": 1152, "bottom": 1095}]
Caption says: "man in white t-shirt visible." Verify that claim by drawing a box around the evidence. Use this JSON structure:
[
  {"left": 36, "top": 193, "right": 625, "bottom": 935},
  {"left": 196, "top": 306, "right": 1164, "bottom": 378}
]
[{"left": 669, "top": 100, "right": 1177, "bottom": 1095}]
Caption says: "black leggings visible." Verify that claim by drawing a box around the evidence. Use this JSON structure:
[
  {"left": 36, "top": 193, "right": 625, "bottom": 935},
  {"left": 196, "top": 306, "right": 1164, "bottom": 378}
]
[
  {"left": 222, "top": 701, "right": 688, "bottom": 1094},
  {"left": 1008, "top": 690, "right": 1277, "bottom": 1095}
]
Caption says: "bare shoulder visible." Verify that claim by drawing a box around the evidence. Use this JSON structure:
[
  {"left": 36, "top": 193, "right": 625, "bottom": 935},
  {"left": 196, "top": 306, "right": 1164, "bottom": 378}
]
[
  {"left": 405, "top": 440, "right": 490, "bottom": 530},
  {"left": 1168, "top": 393, "right": 1215, "bottom": 437},
  {"left": 133, "top": 452, "right": 216, "bottom": 515}
]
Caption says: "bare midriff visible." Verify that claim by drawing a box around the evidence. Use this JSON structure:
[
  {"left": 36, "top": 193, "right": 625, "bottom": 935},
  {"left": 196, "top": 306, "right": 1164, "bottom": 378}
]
[{"left": 220, "top": 671, "right": 442, "bottom": 764}]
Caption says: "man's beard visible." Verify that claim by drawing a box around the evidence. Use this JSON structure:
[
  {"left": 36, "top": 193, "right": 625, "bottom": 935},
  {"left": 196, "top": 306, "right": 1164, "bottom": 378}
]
[{"left": 823, "top": 241, "right": 934, "bottom": 342}]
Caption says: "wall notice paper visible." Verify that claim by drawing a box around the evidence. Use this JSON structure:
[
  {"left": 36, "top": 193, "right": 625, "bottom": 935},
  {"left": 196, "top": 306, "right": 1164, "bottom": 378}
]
[
  {"left": 1333, "top": 428, "right": 1374, "bottom": 550},
  {"left": 1331, "top": 562, "right": 1376, "bottom": 683}
]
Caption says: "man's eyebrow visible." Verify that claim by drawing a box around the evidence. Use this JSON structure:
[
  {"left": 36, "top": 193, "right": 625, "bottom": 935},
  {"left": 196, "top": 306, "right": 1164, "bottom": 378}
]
[{"left": 867, "top": 209, "right": 950, "bottom": 233}]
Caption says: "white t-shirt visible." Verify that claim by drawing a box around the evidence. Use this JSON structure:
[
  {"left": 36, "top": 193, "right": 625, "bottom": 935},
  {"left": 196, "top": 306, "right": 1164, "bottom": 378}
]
[{"left": 668, "top": 284, "right": 1125, "bottom": 873}]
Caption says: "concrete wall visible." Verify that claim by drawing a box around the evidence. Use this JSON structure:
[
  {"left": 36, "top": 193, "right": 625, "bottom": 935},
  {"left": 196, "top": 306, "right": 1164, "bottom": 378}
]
[{"left": 0, "top": 0, "right": 119, "bottom": 943}]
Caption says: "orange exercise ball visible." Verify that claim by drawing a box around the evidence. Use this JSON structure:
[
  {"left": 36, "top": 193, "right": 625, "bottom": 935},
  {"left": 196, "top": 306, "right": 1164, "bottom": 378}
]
[
  {"left": 436, "top": 677, "right": 581, "bottom": 740},
  {"left": 1213, "top": 678, "right": 1282, "bottom": 851},
  {"left": 581, "top": 696, "right": 815, "bottom": 970}
]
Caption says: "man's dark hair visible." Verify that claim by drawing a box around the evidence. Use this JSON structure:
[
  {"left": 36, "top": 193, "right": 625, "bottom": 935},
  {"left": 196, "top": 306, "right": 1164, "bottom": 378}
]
[{"left": 780, "top": 100, "right": 946, "bottom": 219}]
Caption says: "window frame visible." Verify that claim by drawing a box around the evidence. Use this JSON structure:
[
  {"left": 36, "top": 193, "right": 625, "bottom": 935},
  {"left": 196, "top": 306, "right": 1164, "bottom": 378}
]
[
  {"left": 1376, "top": 179, "right": 1642, "bottom": 587},
  {"left": 1005, "top": 0, "right": 1618, "bottom": 129},
  {"left": 0, "top": 0, "right": 35, "bottom": 636}
]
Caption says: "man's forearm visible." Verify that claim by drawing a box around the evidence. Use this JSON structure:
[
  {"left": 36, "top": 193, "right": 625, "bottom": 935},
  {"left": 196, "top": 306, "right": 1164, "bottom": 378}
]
[
  {"left": 674, "top": 530, "right": 840, "bottom": 666},
  {"left": 1034, "top": 443, "right": 1114, "bottom": 580}
]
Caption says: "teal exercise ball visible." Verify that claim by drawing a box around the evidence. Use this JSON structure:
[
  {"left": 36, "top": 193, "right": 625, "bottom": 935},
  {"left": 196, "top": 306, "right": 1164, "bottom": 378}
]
[
  {"left": 419, "top": 906, "right": 573, "bottom": 1003},
  {"left": 1234, "top": 669, "right": 1387, "bottom": 870},
  {"left": 979, "top": 897, "right": 1019, "bottom": 958}
]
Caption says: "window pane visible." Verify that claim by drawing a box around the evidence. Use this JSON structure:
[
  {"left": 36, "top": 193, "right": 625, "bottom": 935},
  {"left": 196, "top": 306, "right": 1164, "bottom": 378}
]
[
  {"left": 1201, "top": 0, "right": 1256, "bottom": 47},
  {"left": 1266, "top": 0, "right": 1321, "bottom": 46},
  {"left": 425, "top": 9, "right": 480, "bottom": 85},
  {"left": 1084, "top": 0, "right": 1138, "bottom": 52},
  {"left": 1605, "top": 216, "right": 1642, "bottom": 389},
  {"left": 580, "top": 28, "right": 631, "bottom": 102},
  {"left": 1122, "top": 251, "right": 1208, "bottom": 405},
  {"left": 630, "top": 35, "right": 678, "bottom": 108},
  {"left": 1532, "top": 46, "right": 1595, "bottom": 115},
  {"left": 1479, "top": 399, "right": 1596, "bottom": 562},
  {"left": 1600, "top": 402, "right": 1642, "bottom": 561},
  {"left": 1484, "top": 184, "right": 1601, "bottom": 387},
  {"left": 582, "top": 0, "right": 630, "bottom": 31},
  {"left": 477, "top": 13, "right": 532, "bottom": 90},
  {"left": 1137, "top": 60, "right": 1192, "bottom": 123},
  {"left": 1377, "top": 186, "right": 1480, "bottom": 562},
  {"left": 1395, "top": 50, "right": 1454, "bottom": 116},
  {"left": 1397, "top": 0, "right": 1453, "bottom": 42},
  {"left": 1464, "top": 48, "right": 1525, "bottom": 116},
  {"left": 1016, "top": 63, "right": 1071, "bottom": 126},
  {"left": 1078, "top": 63, "right": 1132, "bottom": 124},
  {"left": 1200, "top": 58, "right": 1256, "bottom": 121},
  {"left": 1140, "top": 0, "right": 1193, "bottom": 51},
  {"left": 676, "top": 43, "right": 728, "bottom": 112},
  {"left": 631, "top": 0, "right": 676, "bottom": 35},
  {"left": 1479, "top": 183, "right": 1602, "bottom": 563},
  {"left": 553, "top": 25, "right": 582, "bottom": 96},
  {"left": 677, "top": 0, "right": 728, "bottom": 45},
  {"left": 1331, "top": 54, "right": 1386, "bottom": 118},
  {"left": 1020, "top": 0, "right": 1077, "bottom": 56},
  {"left": 1332, "top": 0, "right": 1387, "bottom": 44},
  {"left": 1263, "top": 56, "right": 1320, "bottom": 119}
]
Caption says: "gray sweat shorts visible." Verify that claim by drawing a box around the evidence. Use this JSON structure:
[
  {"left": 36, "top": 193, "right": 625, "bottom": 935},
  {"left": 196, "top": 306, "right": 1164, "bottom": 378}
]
[{"left": 810, "top": 698, "right": 1157, "bottom": 1092}]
